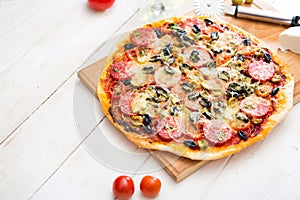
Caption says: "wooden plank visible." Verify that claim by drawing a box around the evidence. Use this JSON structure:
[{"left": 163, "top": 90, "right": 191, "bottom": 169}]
[
  {"left": 0, "top": 76, "right": 83, "bottom": 199},
  {"left": 78, "top": 59, "right": 105, "bottom": 97},
  {"left": 0, "top": 0, "right": 145, "bottom": 143}
]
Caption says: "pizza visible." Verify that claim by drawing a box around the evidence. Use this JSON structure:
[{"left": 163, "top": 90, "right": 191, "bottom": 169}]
[{"left": 97, "top": 16, "right": 294, "bottom": 160}]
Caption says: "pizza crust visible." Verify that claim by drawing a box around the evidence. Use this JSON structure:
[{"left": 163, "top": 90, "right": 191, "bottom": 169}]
[{"left": 97, "top": 15, "right": 294, "bottom": 160}]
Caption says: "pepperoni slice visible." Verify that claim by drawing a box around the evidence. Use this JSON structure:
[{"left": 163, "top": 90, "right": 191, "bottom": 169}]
[
  {"left": 130, "top": 28, "right": 157, "bottom": 47},
  {"left": 203, "top": 120, "right": 233, "bottom": 146},
  {"left": 240, "top": 96, "right": 271, "bottom": 118},
  {"left": 247, "top": 60, "right": 275, "bottom": 82},
  {"left": 118, "top": 92, "right": 135, "bottom": 115},
  {"left": 156, "top": 117, "right": 183, "bottom": 141},
  {"left": 110, "top": 61, "right": 130, "bottom": 80}
]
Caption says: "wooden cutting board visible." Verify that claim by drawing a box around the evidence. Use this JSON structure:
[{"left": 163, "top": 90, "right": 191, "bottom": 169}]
[{"left": 78, "top": 1, "right": 300, "bottom": 182}]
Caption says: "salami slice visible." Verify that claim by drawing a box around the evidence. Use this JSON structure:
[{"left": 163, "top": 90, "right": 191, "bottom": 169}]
[
  {"left": 156, "top": 117, "right": 183, "bottom": 141},
  {"left": 110, "top": 61, "right": 130, "bottom": 81},
  {"left": 240, "top": 95, "right": 271, "bottom": 118},
  {"left": 130, "top": 28, "right": 157, "bottom": 47},
  {"left": 203, "top": 120, "right": 233, "bottom": 146},
  {"left": 247, "top": 60, "right": 275, "bottom": 82}
]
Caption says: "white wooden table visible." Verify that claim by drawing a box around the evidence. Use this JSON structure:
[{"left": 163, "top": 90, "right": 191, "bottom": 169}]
[{"left": 1, "top": 0, "right": 300, "bottom": 199}]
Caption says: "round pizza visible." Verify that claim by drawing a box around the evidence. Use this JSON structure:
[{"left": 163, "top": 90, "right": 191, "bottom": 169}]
[{"left": 97, "top": 16, "right": 294, "bottom": 160}]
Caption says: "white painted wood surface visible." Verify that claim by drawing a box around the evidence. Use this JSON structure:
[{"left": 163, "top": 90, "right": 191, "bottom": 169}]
[{"left": 0, "top": 0, "right": 300, "bottom": 199}]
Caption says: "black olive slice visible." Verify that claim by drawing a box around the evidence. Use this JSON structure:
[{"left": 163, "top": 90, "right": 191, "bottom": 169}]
[
  {"left": 228, "top": 82, "right": 242, "bottom": 92},
  {"left": 270, "top": 87, "right": 279, "bottom": 96},
  {"left": 124, "top": 43, "right": 135, "bottom": 50},
  {"left": 142, "top": 114, "right": 152, "bottom": 126},
  {"left": 162, "top": 46, "right": 171, "bottom": 56},
  {"left": 170, "top": 106, "right": 179, "bottom": 116},
  {"left": 190, "top": 50, "right": 200, "bottom": 63},
  {"left": 176, "top": 29, "right": 187, "bottom": 36},
  {"left": 264, "top": 53, "right": 272, "bottom": 63},
  {"left": 154, "top": 29, "right": 164, "bottom": 38},
  {"left": 142, "top": 66, "right": 155, "bottom": 74},
  {"left": 164, "top": 66, "right": 175, "bottom": 75},
  {"left": 213, "top": 49, "right": 223, "bottom": 55},
  {"left": 122, "top": 79, "right": 131, "bottom": 86},
  {"left": 188, "top": 92, "right": 200, "bottom": 101},
  {"left": 150, "top": 54, "right": 162, "bottom": 62},
  {"left": 202, "top": 111, "right": 212, "bottom": 120},
  {"left": 181, "top": 82, "right": 194, "bottom": 92},
  {"left": 180, "top": 63, "right": 191, "bottom": 73},
  {"left": 192, "top": 24, "right": 201, "bottom": 34},
  {"left": 204, "top": 18, "right": 213, "bottom": 25},
  {"left": 242, "top": 37, "right": 251, "bottom": 46},
  {"left": 183, "top": 140, "right": 197, "bottom": 149},
  {"left": 211, "top": 32, "right": 219, "bottom": 40},
  {"left": 199, "top": 97, "right": 212, "bottom": 108},
  {"left": 238, "top": 130, "right": 248, "bottom": 141}
]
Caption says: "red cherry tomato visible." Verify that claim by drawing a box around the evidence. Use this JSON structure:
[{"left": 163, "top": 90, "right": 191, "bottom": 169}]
[
  {"left": 140, "top": 176, "right": 161, "bottom": 198},
  {"left": 112, "top": 176, "right": 134, "bottom": 200},
  {"left": 88, "top": 0, "right": 115, "bottom": 11}
]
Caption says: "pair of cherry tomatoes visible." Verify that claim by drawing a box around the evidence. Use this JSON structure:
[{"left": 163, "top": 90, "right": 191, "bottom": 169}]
[
  {"left": 88, "top": 0, "right": 115, "bottom": 11},
  {"left": 113, "top": 175, "right": 161, "bottom": 199}
]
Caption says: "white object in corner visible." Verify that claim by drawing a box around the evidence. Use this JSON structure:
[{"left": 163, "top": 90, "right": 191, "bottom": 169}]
[{"left": 279, "top": 27, "right": 300, "bottom": 54}]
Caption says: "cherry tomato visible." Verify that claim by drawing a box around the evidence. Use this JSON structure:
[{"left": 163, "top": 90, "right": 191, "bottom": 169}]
[
  {"left": 112, "top": 176, "right": 134, "bottom": 200},
  {"left": 140, "top": 176, "right": 161, "bottom": 198},
  {"left": 88, "top": 0, "right": 115, "bottom": 11}
]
